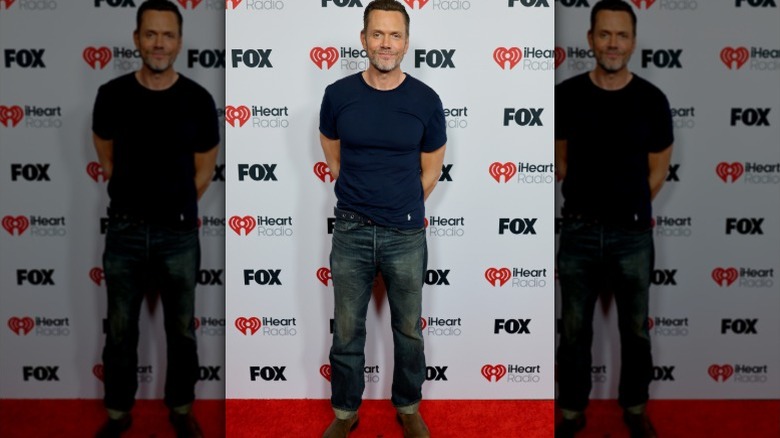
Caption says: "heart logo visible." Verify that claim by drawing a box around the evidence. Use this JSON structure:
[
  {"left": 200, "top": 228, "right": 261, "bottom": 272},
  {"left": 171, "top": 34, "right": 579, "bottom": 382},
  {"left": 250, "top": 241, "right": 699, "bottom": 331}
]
[
  {"left": 225, "top": 105, "right": 251, "bottom": 127},
  {"left": 8, "top": 317, "right": 35, "bottom": 335},
  {"left": 229, "top": 216, "right": 256, "bottom": 236},
  {"left": 711, "top": 267, "right": 739, "bottom": 287},
  {"left": 489, "top": 162, "right": 517, "bottom": 183},
  {"left": 485, "top": 268, "right": 512, "bottom": 287},
  {"left": 310, "top": 47, "right": 339, "bottom": 70},
  {"left": 720, "top": 47, "right": 749, "bottom": 70},
  {"left": 83, "top": 47, "right": 112, "bottom": 70},
  {"left": 234, "top": 317, "right": 262, "bottom": 335},
  {"left": 493, "top": 47, "right": 522, "bottom": 70},
  {"left": 319, "top": 364, "right": 332, "bottom": 382},
  {"left": 0, "top": 105, "right": 24, "bottom": 127},
  {"left": 708, "top": 364, "right": 734, "bottom": 382},
  {"left": 481, "top": 364, "right": 507, "bottom": 382}
]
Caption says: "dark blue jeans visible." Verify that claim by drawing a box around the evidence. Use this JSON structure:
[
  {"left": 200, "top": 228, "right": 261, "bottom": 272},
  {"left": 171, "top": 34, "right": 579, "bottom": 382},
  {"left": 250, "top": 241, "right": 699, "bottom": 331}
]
[
  {"left": 328, "top": 212, "right": 427, "bottom": 418},
  {"left": 101, "top": 218, "right": 200, "bottom": 412},
  {"left": 556, "top": 219, "right": 654, "bottom": 412}
]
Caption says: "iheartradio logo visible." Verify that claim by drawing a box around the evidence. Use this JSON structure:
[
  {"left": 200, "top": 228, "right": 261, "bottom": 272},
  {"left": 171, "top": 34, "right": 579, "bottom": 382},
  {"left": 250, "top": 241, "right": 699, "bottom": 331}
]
[
  {"left": 493, "top": 47, "right": 522, "bottom": 70},
  {"left": 420, "top": 317, "right": 427, "bottom": 330},
  {"left": 0, "top": 105, "right": 24, "bottom": 127},
  {"left": 310, "top": 47, "right": 339, "bottom": 70},
  {"left": 716, "top": 162, "right": 744, "bottom": 183},
  {"left": 229, "top": 216, "right": 256, "bottom": 236},
  {"left": 1, "top": 0, "right": 17, "bottom": 9},
  {"left": 489, "top": 162, "right": 517, "bottom": 183},
  {"left": 720, "top": 47, "right": 750, "bottom": 70},
  {"left": 629, "top": 0, "right": 656, "bottom": 8},
  {"left": 86, "top": 161, "right": 108, "bottom": 183},
  {"left": 708, "top": 364, "right": 734, "bottom": 382},
  {"left": 83, "top": 47, "right": 112, "bottom": 70},
  {"left": 647, "top": 317, "right": 655, "bottom": 330},
  {"left": 712, "top": 267, "right": 739, "bottom": 287},
  {"left": 234, "top": 316, "right": 262, "bottom": 335},
  {"left": 8, "top": 316, "right": 34, "bottom": 335},
  {"left": 481, "top": 364, "right": 507, "bottom": 382},
  {"left": 554, "top": 47, "right": 566, "bottom": 69},
  {"left": 93, "top": 364, "right": 105, "bottom": 382},
  {"left": 3, "top": 215, "right": 29, "bottom": 236},
  {"left": 485, "top": 267, "right": 511, "bottom": 287},
  {"left": 226, "top": 0, "right": 242, "bottom": 9},
  {"left": 176, "top": 0, "right": 202, "bottom": 8},
  {"left": 193, "top": 318, "right": 201, "bottom": 330},
  {"left": 225, "top": 105, "right": 250, "bottom": 127},
  {"left": 402, "top": 0, "right": 430, "bottom": 8},
  {"left": 320, "top": 364, "right": 332, "bottom": 382},
  {"left": 316, "top": 267, "right": 332, "bottom": 286},
  {"left": 313, "top": 162, "right": 334, "bottom": 182},
  {"left": 89, "top": 267, "right": 105, "bottom": 286}
]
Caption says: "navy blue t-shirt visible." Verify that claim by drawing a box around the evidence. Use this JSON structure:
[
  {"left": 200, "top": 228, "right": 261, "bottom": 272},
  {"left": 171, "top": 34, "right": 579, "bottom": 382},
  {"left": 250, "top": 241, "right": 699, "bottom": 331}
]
[
  {"left": 92, "top": 73, "right": 220, "bottom": 226},
  {"left": 319, "top": 73, "right": 447, "bottom": 229},
  {"left": 555, "top": 73, "right": 673, "bottom": 228}
]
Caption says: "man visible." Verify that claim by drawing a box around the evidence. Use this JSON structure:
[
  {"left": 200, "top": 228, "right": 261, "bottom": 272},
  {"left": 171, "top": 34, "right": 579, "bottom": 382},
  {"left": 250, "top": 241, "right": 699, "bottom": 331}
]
[
  {"left": 319, "top": 1, "right": 446, "bottom": 437},
  {"left": 554, "top": 1, "right": 673, "bottom": 437},
  {"left": 91, "top": 1, "right": 219, "bottom": 437}
]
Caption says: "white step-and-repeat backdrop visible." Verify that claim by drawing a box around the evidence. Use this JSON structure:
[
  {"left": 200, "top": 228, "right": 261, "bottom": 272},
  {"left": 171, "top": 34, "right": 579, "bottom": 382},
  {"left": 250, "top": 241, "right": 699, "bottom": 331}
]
[
  {"left": 224, "top": 0, "right": 555, "bottom": 400},
  {"left": 555, "top": 0, "right": 780, "bottom": 399},
  {"left": 0, "top": 0, "right": 226, "bottom": 400}
]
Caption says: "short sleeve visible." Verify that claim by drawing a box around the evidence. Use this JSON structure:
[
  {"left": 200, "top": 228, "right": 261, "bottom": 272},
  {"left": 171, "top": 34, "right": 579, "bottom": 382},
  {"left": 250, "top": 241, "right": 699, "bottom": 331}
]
[
  {"left": 648, "top": 90, "right": 674, "bottom": 153},
  {"left": 421, "top": 95, "right": 446, "bottom": 152},
  {"left": 195, "top": 91, "right": 220, "bottom": 153},
  {"left": 92, "top": 84, "right": 113, "bottom": 140},
  {"left": 554, "top": 82, "right": 569, "bottom": 141},
  {"left": 319, "top": 85, "right": 338, "bottom": 140}
]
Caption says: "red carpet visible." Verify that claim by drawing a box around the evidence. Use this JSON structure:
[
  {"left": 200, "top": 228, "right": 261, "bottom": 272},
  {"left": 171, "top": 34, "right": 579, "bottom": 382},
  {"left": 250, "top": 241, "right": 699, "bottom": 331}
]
[
  {"left": 1, "top": 399, "right": 778, "bottom": 437},
  {"left": 227, "top": 399, "right": 553, "bottom": 437}
]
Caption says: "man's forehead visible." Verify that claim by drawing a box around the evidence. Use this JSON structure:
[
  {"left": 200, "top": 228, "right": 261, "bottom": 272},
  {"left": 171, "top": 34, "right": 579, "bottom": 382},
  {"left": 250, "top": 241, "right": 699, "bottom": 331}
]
[
  {"left": 366, "top": 10, "right": 406, "bottom": 26},
  {"left": 593, "top": 10, "right": 633, "bottom": 28},
  {"left": 139, "top": 10, "right": 179, "bottom": 28}
]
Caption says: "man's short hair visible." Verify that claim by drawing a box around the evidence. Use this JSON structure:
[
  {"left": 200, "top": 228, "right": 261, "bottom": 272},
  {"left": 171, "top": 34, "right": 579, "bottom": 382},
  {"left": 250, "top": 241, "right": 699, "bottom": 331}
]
[
  {"left": 590, "top": 0, "right": 637, "bottom": 35},
  {"left": 363, "top": 0, "right": 410, "bottom": 36},
  {"left": 136, "top": 0, "right": 183, "bottom": 35}
]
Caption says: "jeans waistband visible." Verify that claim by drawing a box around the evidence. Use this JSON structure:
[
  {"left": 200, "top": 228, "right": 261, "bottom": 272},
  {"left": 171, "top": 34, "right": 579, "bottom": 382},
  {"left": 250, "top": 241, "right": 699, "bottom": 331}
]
[
  {"left": 334, "top": 207, "right": 374, "bottom": 225},
  {"left": 107, "top": 208, "right": 195, "bottom": 230},
  {"left": 562, "top": 212, "right": 649, "bottom": 232}
]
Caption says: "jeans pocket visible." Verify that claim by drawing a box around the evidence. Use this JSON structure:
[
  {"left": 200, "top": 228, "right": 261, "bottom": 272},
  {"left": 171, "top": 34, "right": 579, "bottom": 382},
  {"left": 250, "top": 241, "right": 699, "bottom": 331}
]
[
  {"left": 333, "top": 219, "right": 363, "bottom": 233},
  {"left": 561, "top": 219, "right": 590, "bottom": 235},
  {"left": 107, "top": 219, "right": 136, "bottom": 235},
  {"left": 389, "top": 227, "right": 424, "bottom": 236},
  {"left": 159, "top": 223, "right": 199, "bottom": 236}
]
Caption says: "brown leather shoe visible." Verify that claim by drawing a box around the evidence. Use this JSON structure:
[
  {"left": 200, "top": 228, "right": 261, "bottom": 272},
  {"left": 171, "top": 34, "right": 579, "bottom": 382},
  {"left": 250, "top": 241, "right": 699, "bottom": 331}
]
[
  {"left": 95, "top": 414, "right": 132, "bottom": 438},
  {"left": 397, "top": 412, "right": 431, "bottom": 438},
  {"left": 322, "top": 415, "right": 359, "bottom": 438},
  {"left": 169, "top": 412, "right": 204, "bottom": 438},
  {"left": 623, "top": 412, "right": 657, "bottom": 438}
]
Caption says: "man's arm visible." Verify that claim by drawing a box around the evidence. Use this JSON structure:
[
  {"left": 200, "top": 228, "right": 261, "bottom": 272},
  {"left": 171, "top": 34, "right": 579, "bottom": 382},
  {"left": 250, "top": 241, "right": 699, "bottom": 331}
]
[
  {"left": 320, "top": 132, "right": 341, "bottom": 181},
  {"left": 421, "top": 145, "right": 446, "bottom": 201},
  {"left": 648, "top": 145, "right": 673, "bottom": 201},
  {"left": 195, "top": 145, "right": 219, "bottom": 200},
  {"left": 555, "top": 139, "right": 567, "bottom": 181},
  {"left": 92, "top": 132, "right": 114, "bottom": 180}
]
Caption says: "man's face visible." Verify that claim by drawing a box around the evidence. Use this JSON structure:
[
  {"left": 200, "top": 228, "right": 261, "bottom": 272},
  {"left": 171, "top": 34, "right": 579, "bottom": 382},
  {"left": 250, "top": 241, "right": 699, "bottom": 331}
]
[
  {"left": 361, "top": 10, "right": 409, "bottom": 74},
  {"left": 133, "top": 10, "right": 182, "bottom": 74},
  {"left": 587, "top": 10, "right": 636, "bottom": 74}
]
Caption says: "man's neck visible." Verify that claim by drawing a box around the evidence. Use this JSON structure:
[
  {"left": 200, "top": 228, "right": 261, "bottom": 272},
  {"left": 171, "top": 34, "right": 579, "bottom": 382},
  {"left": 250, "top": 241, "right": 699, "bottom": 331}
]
[
  {"left": 589, "top": 68, "right": 633, "bottom": 91},
  {"left": 135, "top": 68, "right": 179, "bottom": 91},
  {"left": 362, "top": 67, "right": 405, "bottom": 91}
]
